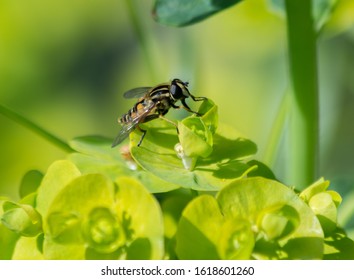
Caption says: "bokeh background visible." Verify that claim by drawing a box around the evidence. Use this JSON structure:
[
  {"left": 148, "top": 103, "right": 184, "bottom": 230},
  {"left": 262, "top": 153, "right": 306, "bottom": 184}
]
[{"left": 1, "top": 0, "right": 354, "bottom": 230}]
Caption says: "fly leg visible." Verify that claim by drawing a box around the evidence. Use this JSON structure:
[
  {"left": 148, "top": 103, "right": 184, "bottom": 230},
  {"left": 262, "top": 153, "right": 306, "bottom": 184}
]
[
  {"left": 170, "top": 100, "right": 200, "bottom": 115},
  {"left": 181, "top": 99, "right": 202, "bottom": 116},
  {"left": 136, "top": 114, "right": 159, "bottom": 147},
  {"left": 172, "top": 96, "right": 207, "bottom": 116},
  {"left": 136, "top": 125, "right": 147, "bottom": 147},
  {"left": 159, "top": 115, "right": 179, "bottom": 134},
  {"left": 189, "top": 94, "right": 207, "bottom": 102}
]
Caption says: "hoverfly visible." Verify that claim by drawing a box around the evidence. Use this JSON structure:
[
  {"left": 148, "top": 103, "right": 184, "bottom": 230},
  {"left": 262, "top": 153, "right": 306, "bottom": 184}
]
[{"left": 112, "top": 78, "right": 207, "bottom": 147}]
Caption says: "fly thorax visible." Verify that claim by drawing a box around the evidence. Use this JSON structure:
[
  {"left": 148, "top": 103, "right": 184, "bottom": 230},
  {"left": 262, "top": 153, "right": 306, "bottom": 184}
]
[{"left": 157, "top": 98, "right": 170, "bottom": 111}]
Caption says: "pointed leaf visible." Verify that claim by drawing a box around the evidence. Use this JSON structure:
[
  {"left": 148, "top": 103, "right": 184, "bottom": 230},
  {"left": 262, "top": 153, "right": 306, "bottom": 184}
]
[
  {"left": 114, "top": 177, "right": 164, "bottom": 259},
  {"left": 131, "top": 121, "right": 257, "bottom": 190},
  {"left": 69, "top": 136, "right": 179, "bottom": 193},
  {"left": 217, "top": 177, "right": 324, "bottom": 259},
  {"left": 19, "top": 170, "right": 43, "bottom": 198},
  {"left": 36, "top": 160, "right": 81, "bottom": 218}
]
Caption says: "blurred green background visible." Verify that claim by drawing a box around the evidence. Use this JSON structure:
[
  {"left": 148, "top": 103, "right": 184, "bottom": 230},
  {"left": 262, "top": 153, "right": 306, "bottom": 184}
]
[{"left": 1, "top": 0, "right": 354, "bottom": 217}]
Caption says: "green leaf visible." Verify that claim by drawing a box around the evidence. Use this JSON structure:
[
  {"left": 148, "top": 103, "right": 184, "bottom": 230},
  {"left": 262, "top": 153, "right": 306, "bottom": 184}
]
[
  {"left": 300, "top": 178, "right": 342, "bottom": 235},
  {"left": 176, "top": 177, "right": 323, "bottom": 259},
  {"left": 217, "top": 218, "right": 254, "bottom": 260},
  {"left": 247, "top": 160, "right": 277, "bottom": 180},
  {"left": 176, "top": 195, "right": 224, "bottom": 259},
  {"left": 161, "top": 190, "right": 193, "bottom": 240},
  {"left": 178, "top": 117, "right": 213, "bottom": 158},
  {"left": 176, "top": 194, "right": 255, "bottom": 260},
  {"left": 41, "top": 174, "right": 164, "bottom": 260},
  {"left": 324, "top": 228, "right": 354, "bottom": 260},
  {"left": 131, "top": 121, "right": 257, "bottom": 191},
  {"left": 217, "top": 177, "right": 324, "bottom": 259},
  {"left": 198, "top": 99, "right": 218, "bottom": 134},
  {"left": 1, "top": 201, "right": 42, "bottom": 237},
  {"left": 327, "top": 190, "right": 342, "bottom": 208},
  {"left": 258, "top": 205, "right": 300, "bottom": 241},
  {"left": 19, "top": 170, "right": 43, "bottom": 199},
  {"left": 82, "top": 207, "right": 126, "bottom": 254},
  {"left": 299, "top": 177, "right": 330, "bottom": 202},
  {"left": 160, "top": 190, "right": 194, "bottom": 259},
  {"left": 129, "top": 97, "right": 257, "bottom": 190},
  {"left": 19, "top": 192, "right": 37, "bottom": 207},
  {"left": 153, "top": 0, "right": 243, "bottom": 26},
  {"left": 43, "top": 173, "right": 116, "bottom": 259},
  {"left": 36, "top": 160, "right": 81, "bottom": 219},
  {"left": 114, "top": 177, "right": 164, "bottom": 260},
  {"left": 309, "top": 192, "right": 337, "bottom": 235},
  {"left": 69, "top": 135, "right": 120, "bottom": 160},
  {"left": 12, "top": 236, "right": 44, "bottom": 260},
  {"left": 0, "top": 200, "right": 19, "bottom": 259},
  {"left": 69, "top": 136, "right": 179, "bottom": 193}
]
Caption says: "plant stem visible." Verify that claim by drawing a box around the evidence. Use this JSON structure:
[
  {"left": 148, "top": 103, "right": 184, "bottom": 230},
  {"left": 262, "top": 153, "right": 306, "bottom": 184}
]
[
  {"left": 0, "top": 104, "right": 74, "bottom": 153},
  {"left": 285, "top": 0, "right": 319, "bottom": 188},
  {"left": 125, "top": 0, "right": 157, "bottom": 81},
  {"left": 263, "top": 88, "right": 291, "bottom": 167}
]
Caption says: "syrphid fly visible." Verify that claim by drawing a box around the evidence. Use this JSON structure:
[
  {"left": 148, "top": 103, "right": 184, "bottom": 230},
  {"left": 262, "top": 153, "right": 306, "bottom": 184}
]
[{"left": 112, "top": 78, "right": 207, "bottom": 147}]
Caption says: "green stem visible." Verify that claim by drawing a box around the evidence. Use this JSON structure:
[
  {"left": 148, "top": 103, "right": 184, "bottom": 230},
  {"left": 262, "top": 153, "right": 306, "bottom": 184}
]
[
  {"left": 125, "top": 0, "right": 157, "bottom": 81},
  {"left": 0, "top": 104, "right": 74, "bottom": 153},
  {"left": 285, "top": 0, "right": 319, "bottom": 188},
  {"left": 263, "top": 88, "right": 291, "bottom": 166}
]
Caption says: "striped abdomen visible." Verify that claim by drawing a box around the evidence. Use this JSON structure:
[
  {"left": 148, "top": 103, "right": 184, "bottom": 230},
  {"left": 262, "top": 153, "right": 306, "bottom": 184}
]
[{"left": 118, "top": 98, "right": 155, "bottom": 124}]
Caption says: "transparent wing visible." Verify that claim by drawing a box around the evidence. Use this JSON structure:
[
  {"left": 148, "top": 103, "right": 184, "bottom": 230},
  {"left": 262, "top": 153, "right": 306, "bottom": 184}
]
[
  {"left": 123, "top": 87, "right": 151, "bottom": 99},
  {"left": 111, "top": 124, "right": 136, "bottom": 147},
  {"left": 111, "top": 99, "right": 156, "bottom": 147}
]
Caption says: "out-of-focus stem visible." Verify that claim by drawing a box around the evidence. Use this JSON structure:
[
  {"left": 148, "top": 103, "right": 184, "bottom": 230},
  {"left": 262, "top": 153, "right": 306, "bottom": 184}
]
[
  {"left": 0, "top": 104, "right": 73, "bottom": 153},
  {"left": 285, "top": 0, "right": 319, "bottom": 188}
]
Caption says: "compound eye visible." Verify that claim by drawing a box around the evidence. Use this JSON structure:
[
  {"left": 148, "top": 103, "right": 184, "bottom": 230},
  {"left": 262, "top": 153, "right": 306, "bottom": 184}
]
[
  {"left": 170, "top": 82, "right": 183, "bottom": 99},
  {"left": 170, "top": 83, "right": 176, "bottom": 95}
]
